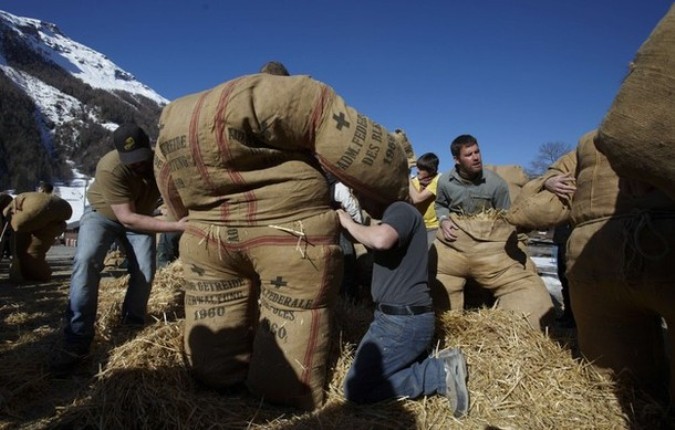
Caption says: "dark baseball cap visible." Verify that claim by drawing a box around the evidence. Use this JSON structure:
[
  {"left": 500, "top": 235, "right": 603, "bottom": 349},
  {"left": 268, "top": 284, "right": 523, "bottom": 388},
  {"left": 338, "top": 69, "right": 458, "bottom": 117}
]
[{"left": 113, "top": 123, "right": 152, "bottom": 165}]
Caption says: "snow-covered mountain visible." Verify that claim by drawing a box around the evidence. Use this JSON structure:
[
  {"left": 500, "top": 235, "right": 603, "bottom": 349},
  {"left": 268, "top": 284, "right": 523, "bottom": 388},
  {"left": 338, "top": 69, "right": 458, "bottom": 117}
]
[
  {"left": 0, "top": 10, "right": 167, "bottom": 109},
  {"left": 0, "top": 9, "right": 167, "bottom": 191}
]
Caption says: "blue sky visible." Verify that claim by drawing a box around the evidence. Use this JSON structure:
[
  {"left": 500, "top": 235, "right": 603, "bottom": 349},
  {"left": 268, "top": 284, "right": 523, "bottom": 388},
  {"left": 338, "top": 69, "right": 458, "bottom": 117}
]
[{"left": 2, "top": 0, "right": 672, "bottom": 173}]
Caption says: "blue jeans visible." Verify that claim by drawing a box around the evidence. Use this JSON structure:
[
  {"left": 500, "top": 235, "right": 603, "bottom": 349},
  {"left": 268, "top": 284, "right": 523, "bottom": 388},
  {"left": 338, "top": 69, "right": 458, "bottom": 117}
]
[
  {"left": 157, "top": 231, "right": 181, "bottom": 268},
  {"left": 64, "top": 208, "right": 156, "bottom": 350},
  {"left": 344, "top": 310, "right": 447, "bottom": 403}
]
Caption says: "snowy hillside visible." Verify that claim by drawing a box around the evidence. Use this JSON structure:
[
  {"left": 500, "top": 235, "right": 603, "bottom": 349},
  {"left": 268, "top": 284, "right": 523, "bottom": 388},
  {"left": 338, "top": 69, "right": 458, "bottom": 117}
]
[
  {"left": 0, "top": 10, "right": 167, "bottom": 125},
  {"left": 0, "top": 9, "right": 167, "bottom": 193}
]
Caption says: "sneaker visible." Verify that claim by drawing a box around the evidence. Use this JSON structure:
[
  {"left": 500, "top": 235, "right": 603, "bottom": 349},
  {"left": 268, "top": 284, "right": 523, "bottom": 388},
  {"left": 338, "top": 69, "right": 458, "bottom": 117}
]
[
  {"left": 438, "top": 348, "right": 469, "bottom": 418},
  {"left": 48, "top": 347, "right": 88, "bottom": 377}
]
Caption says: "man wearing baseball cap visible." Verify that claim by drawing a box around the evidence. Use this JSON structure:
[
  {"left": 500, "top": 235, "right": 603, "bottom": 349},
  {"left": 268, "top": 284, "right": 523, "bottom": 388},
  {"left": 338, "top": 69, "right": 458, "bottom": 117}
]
[{"left": 50, "top": 123, "right": 187, "bottom": 376}]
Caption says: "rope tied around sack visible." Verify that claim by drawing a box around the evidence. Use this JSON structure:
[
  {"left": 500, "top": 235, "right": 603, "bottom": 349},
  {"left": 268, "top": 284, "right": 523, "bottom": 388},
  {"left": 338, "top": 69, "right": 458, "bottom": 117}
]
[
  {"left": 199, "top": 224, "right": 224, "bottom": 261},
  {"left": 268, "top": 221, "right": 307, "bottom": 258},
  {"left": 620, "top": 209, "right": 671, "bottom": 278}
]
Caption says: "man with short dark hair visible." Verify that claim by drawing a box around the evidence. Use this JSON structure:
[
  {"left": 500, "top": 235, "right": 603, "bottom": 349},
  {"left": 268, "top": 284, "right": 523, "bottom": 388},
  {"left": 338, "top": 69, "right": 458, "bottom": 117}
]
[
  {"left": 50, "top": 123, "right": 187, "bottom": 376},
  {"left": 337, "top": 197, "right": 469, "bottom": 418},
  {"left": 432, "top": 134, "right": 554, "bottom": 330}
]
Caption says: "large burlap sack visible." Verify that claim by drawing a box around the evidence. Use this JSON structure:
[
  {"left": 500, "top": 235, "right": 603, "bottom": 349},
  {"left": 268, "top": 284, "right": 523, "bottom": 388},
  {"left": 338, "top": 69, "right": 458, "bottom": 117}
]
[
  {"left": 155, "top": 74, "right": 410, "bottom": 225},
  {"left": 9, "top": 192, "right": 73, "bottom": 233},
  {"left": 506, "top": 179, "right": 571, "bottom": 231},
  {"left": 594, "top": 5, "right": 675, "bottom": 200}
]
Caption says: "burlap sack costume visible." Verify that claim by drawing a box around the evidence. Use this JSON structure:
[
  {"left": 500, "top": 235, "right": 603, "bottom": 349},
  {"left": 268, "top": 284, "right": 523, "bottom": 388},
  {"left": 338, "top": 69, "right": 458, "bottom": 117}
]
[
  {"left": 6, "top": 192, "right": 72, "bottom": 281},
  {"left": 594, "top": 5, "right": 675, "bottom": 200},
  {"left": 513, "top": 129, "right": 675, "bottom": 407},
  {"left": 506, "top": 153, "right": 575, "bottom": 231},
  {"left": 155, "top": 73, "right": 410, "bottom": 409},
  {"left": 430, "top": 211, "right": 554, "bottom": 331}
]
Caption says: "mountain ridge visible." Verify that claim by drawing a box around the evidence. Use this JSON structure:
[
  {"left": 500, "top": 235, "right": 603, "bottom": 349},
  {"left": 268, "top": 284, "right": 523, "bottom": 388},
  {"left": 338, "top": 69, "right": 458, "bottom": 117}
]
[{"left": 0, "top": 9, "right": 167, "bottom": 191}]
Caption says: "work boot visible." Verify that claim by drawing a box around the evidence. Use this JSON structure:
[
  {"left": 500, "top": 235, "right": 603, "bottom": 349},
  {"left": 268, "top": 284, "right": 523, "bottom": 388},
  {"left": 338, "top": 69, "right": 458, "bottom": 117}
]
[{"left": 438, "top": 347, "right": 469, "bottom": 418}]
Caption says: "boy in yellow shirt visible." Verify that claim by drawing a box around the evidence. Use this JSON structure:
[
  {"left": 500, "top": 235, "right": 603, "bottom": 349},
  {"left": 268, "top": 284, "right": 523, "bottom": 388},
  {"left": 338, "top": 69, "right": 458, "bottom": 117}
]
[{"left": 409, "top": 152, "right": 440, "bottom": 248}]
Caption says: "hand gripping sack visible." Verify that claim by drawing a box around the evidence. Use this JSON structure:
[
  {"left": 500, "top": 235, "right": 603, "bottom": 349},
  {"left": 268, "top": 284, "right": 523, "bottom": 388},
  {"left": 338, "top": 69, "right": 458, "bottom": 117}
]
[{"left": 506, "top": 150, "right": 576, "bottom": 231}]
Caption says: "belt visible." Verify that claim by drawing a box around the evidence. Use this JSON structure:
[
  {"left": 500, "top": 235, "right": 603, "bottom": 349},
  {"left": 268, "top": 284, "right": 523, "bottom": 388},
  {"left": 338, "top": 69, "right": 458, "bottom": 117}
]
[{"left": 376, "top": 303, "right": 434, "bottom": 316}]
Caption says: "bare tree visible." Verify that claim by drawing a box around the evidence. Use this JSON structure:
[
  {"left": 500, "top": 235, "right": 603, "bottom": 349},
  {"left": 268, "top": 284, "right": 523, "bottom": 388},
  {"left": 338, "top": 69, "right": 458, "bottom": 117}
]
[{"left": 526, "top": 141, "right": 573, "bottom": 178}]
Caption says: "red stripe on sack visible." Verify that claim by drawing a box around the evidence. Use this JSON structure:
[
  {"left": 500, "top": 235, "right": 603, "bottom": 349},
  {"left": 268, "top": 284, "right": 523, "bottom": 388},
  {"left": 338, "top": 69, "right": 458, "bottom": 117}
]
[
  {"left": 214, "top": 81, "right": 237, "bottom": 166},
  {"left": 189, "top": 91, "right": 214, "bottom": 189},
  {"left": 246, "top": 196, "right": 257, "bottom": 224},
  {"left": 158, "top": 160, "right": 179, "bottom": 216},
  {"left": 213, "top": 81, "right": 237, "bottom": 222},
  {"left": 212, "top": 79, "right": 258, "bottom": 224},
  {"left": 305, "top": 85, "right": 331, "bottom": 146},
  {"left": 300, "top": 245, "right": 334, "bottom": 387}
]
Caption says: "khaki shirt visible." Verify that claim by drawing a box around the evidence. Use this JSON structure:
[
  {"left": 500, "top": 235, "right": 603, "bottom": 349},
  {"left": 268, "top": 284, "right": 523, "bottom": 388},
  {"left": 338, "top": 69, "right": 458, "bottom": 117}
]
[{"left": 87, "top": 150, "right": 160, "bottom": 221}]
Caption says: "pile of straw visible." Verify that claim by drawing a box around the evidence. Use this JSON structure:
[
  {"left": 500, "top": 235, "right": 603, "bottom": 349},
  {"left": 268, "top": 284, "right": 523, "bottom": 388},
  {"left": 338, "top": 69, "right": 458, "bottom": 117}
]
[{"left": 2, "top": 260, "right": 672, "bottom": 429}]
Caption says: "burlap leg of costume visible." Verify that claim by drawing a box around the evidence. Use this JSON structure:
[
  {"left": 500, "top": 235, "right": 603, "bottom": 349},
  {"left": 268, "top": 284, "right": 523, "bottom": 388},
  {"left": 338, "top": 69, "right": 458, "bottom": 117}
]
[
  {"left": 433, "top": 228, "right": 554, "bottom": 330},
  {"left": 430, "top": 239, "right": 469, "bottom": 311},
  {"left": 567, "top": 218, "right": 675, "bottom": 407},
  {"left": 572, "top": 278, "right": 670, "bottom": 405},
  {"left": 182, "top": 211, "right": 341, "bottom": 410},
  {"left": 24, "top": 221, "right": 67, "bottom": 282}
]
